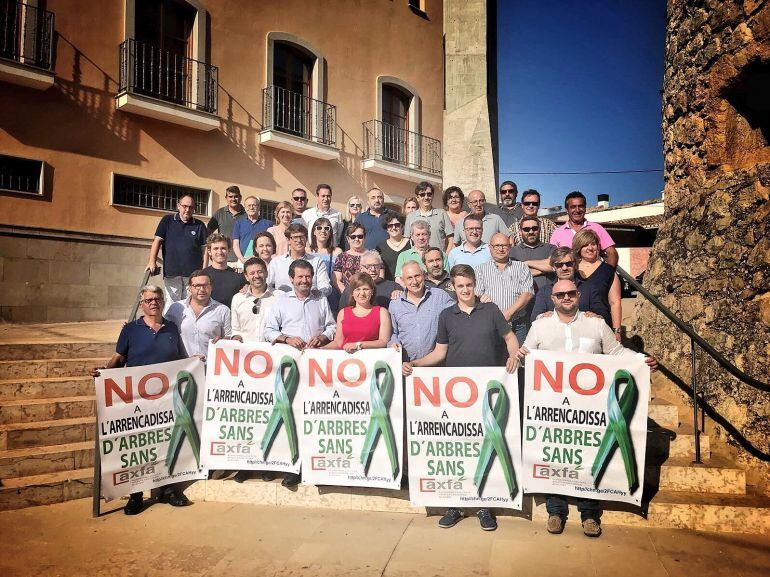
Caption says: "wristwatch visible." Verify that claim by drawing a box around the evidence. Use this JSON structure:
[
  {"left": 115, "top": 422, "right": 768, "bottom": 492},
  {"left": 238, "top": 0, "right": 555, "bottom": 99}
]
[
  {"left": 613, "top": 327, "right": 622, "bottom": 334},
  {"left": 355, "top": 342, "right": 362, "bottom": 351}
]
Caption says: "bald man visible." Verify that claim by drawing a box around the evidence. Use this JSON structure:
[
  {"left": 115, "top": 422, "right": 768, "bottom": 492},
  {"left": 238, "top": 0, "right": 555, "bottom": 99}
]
[{"left": 454, "top": 190, "right": 509, "bottom": 245}]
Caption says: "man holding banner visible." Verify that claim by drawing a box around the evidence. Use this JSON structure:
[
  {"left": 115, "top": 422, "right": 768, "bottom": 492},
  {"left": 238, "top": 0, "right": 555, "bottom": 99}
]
[
  {"left": 403, "top": 264, "right": 519, "bottom": 531},
  {"left": 517, "top": 279, "right": 657, "bottom": 538}
]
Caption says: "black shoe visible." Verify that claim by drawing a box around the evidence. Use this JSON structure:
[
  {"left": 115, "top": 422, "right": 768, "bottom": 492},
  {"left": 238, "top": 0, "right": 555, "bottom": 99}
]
[
  {"left": 438, "top": 508, "right": 463, "bottom": 528},
  {"left": 123, "top": 493, "right": 143, "bottom": 516},
  {"left": 233, "top": 471, "right": 250, "bottom": 483},
  {"left": 261, "top": 471, "right": 276, "bottom": 482},
  {"left": 477, "top": 509, "right": 497, "bottom": 531},
  {"left": 159, "top": 488, "right": 191, "bottom": 507},
  {"left": 281, "top": 473, "right": 301, "bottom": 487}
]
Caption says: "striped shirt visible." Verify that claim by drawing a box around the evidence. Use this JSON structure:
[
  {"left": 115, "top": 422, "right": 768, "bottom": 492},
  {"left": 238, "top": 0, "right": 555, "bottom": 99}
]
[{"left": 474, "top": 258, "right": 534, "bottom": 320}]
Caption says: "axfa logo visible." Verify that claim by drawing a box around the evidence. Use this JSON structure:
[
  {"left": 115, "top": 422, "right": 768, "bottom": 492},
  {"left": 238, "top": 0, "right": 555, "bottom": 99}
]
[
  {"left": 311, "top": 456, "right": 352, "bottom": 470},
  {"left": 210, "top": 442, "right": 252, "bottom": 456},
  {"left": 420, "top": 478, "right": 463, "bottom": 492},
  {"left": 533, "top": 464, "right": 579, "bottom": 480},
  {"left": 113, "top": 464, "right": 156, "bottom": 485},
  {"left": 412, "top": 376, "right": 479, "bottom": 408},
  {"left": 533, "top": 360, "right": 607, "bottom": 396}
]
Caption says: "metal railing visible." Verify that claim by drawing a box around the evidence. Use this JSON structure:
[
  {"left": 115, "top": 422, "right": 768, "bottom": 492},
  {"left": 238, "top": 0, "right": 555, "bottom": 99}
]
[
  {"left": 0, "top": 0, "right": 54, "bottom": 70},
  {"left": 617, "top": 266, "right": 770, "bottom": 464},
  {"left": 362, "top": 119, "right": 442, "bottom": 175},
  {"left": 262, "top": 85, "right": 336, "bottom": 146},
  {"left": 118, "top": 38, "right": 218, "bottom": 114}
]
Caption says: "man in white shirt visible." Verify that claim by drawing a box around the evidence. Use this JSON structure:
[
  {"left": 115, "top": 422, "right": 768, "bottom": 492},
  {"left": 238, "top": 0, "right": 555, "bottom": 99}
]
[
  {"left": 166, "top": 270, "right": 231, "bottom": 358},
  {"left": 231, "top": 257, "right": 276, "bottom": 342},
  {"left": 302, "top": 183, "right": 343, "bottom": 245},
  {"left": 267, "top": 223, "right": 332, "bottom": 296}
]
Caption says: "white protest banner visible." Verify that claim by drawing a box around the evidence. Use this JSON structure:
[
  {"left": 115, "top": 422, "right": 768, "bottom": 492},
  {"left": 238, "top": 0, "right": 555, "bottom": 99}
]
[
  {"left": 406, "top": 367, "right": 523, "bottom": 510},
  {"left": 201, "top": 340, "right": 303, "bottom": 473},
  {"left": 522, "top": 349, "right": 650, "bottom": 505},
  {"left": 94, "top": 358, "right": 207, "bottom": 499},
  {"left": 297, "top": 348, "right": 403, "bottom": 489}
]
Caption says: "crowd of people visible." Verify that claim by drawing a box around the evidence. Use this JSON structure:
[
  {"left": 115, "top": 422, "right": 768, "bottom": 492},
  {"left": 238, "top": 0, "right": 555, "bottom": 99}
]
[{"left": 96, "top": 180, "right": 657, "bottom": 537}]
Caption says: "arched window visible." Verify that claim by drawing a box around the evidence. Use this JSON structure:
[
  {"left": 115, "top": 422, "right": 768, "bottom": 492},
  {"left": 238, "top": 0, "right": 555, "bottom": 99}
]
[
  {"left": 272, "top": 42, "right": 314, "bottom": 137},
  {"left": 381, "top": 84, "right": 411, "bottom": 163}
]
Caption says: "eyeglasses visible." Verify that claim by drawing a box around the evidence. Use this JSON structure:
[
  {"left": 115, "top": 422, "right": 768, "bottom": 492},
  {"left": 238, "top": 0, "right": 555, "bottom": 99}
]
[
  {"left": 468, "top": 199, "right": 485, "bottom": 204},
  {"left": 252, "top": 298, "right": 262, "bottom": 315},
  {"left": 522, "top": 201, "right": 539, "bottom": 207},
  {"left": 349, "top": 234, "right": 365, "bottom": 240},
  {"left": 293, "top": 196, "right": 307, "bottom": 202},
  {"left": 349, "top": 203, "right": 362, "bottom": 209},
  {"left": 417, "top": 192, "right": 433, "bottom": 198},
  {"left": 568, "top": 204, "right": 586, "bottom": 210},
  {"left": 521, "top": 226, "right": 540, "bottom": 232},
  {"left": 179, "top": 204, "right": 195, "bottom": 210},
  {"left": 142, "top": 297, "right": 162, "bottom": 305},
  {"left": 553, "top": 290, "right": 578, "bottom": 300},
  {"left": 464, "top": 227, "right": 482, "bottom": 232},
  {"left": 387, "top": 223, "right": 402, "bottom": 229},
  {"left": 361, "top": 263, "right": 380, "bottom": 271},
  {"left": 191, "top": 283, "right": 210, "bottom": 290},
  {"left": 490, "top": 244, "right": 510, "bottom": 250},
  {"left": 554, "top": 260, "right": 575, "bottom": 268},
  {"left": 447, "top": 195, "right": 461, "bottom": 201},
  {"left": 289, "top": 235, "right": 306, "bottom": 242},
  {"left": 500, "top": 189, "right": 516, "bottom": 195},
  {"left": 314, "top": 225, "right": 331, "bottom": 231}
]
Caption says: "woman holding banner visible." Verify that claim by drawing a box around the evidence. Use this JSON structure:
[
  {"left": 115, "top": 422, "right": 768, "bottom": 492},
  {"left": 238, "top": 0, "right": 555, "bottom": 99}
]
[{"left": 325, "top": 272, "right": 391, "bottom": 352}]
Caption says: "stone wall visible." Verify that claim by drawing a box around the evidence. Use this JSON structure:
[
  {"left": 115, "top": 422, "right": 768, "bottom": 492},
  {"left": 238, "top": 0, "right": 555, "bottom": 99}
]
[{"left": 635, "top": 0, "right": 770, "bottom": 490}]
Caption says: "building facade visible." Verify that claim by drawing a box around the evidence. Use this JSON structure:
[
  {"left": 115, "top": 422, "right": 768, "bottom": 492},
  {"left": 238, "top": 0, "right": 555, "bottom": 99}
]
[{"left": 0, "top": 0, "right": 444, "bottom": 321}]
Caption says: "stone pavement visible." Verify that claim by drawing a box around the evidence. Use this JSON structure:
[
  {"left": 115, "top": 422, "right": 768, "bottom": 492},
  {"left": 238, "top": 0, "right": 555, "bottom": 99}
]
[{"left": 1, "top": 499, "right": 768, "bottom": 577}]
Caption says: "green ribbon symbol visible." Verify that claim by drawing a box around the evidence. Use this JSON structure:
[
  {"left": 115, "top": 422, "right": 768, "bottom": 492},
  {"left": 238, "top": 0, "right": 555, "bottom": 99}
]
[
  {"left": 165, "top": 370, "right": 201, "bottom": 474},
  {"left": 261, "top": 356, "right": 300, "bottom": 463},
  {"left": 591, "top": 369, "right": 639, "bottom": 491},
  {"left": 474, "top": 381, "right": 518, "bottom": 499},
  {"left": 360, "top": 361, "right": 399, "bottom": 479}
]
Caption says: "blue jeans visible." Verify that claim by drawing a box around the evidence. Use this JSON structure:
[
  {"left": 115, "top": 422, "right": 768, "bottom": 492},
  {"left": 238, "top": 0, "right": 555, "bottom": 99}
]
[
  {"left": 511, "top": 318, "right": 530, "bottom": 345},
  {"left": 546, "top": 495, "right": 602, "bottom": 522}
]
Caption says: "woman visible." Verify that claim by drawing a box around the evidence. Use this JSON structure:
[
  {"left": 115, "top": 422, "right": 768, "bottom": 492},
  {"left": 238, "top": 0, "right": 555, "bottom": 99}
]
[
  {"left": 253, "top": 231, "right": 276, "bottom": 267},
  {"left": 573, "top": 229, "right": 622, "bottom": 339},
  {"left": 443, "top": 186, "right": 468, "bottom": 227},
  {"left": 333, "top": 222, "right": 368, "bottom": 293},
  {"left": 309, "top": 217, "right": 342, "bottom": 311},
  {"left": 266, "top": 201, "right": 293, "bottom": 256},
  {"left": 376, "top": 212, "right": 409, "bottom": 281},
  {"left": 341, "top": 195, "right": 363, "bottom": 250},
  {"left": 325, "top": 272, "right": 392, "bottom": 352},
  {"left": 402, "top": 196, "right": 418, "bottom": 215}
]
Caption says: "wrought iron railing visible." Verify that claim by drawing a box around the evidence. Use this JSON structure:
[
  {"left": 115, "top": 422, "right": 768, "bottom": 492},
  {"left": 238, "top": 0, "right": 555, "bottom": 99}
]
[
  {"left": 262, "top": 85, "right": 336, "bottom": 146},
  {"left": 362, "top": 119, "right": 442, "bottom": 175},
  {"left": 0, "top": 0, "right": 54, "bottom": 70},
  {"left": 118, "top": 38, "right": 218, "bottom": 114}
]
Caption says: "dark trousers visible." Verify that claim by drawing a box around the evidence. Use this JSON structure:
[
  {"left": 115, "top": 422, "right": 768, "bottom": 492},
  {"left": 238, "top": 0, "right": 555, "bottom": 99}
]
[{"left": 545, "top": 495, "right": 602, "bottom": 522}]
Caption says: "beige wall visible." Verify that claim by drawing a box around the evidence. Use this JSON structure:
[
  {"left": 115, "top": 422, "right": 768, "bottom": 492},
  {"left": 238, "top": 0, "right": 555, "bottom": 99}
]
[{"left": 0, "top": 0, "right": 444, "bottom": 239}]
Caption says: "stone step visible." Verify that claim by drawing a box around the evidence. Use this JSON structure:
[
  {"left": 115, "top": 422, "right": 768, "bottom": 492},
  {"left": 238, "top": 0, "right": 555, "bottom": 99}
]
[
  {"left": 647, "top": 423, "right": 710, "bottom": 461},
  {"left": 649, "top": 456, "right": 746, "bottom": 495},
  {"left": 648, "top": 398, "right": 679, "bottom": 428},
  {"left": 0, "top": 441, "right": 93, "bottom": 478},
  {"left": 0, "top": 358, "right": 105, "bottom": 380},
  {"left": 0, "top": 342, "right": 115, "bottom": 361},
  {"left": 0, "top": 468, "right": 93, "bottom": 511},
  {"left": 0, "top": 376, "right": 94, "bottom": 401},
  {"left": 0, "top": 396, "right": 95, "bottom": 425},
  {"left": 0, "top": 417, "right": 95, "bottom": 450}
]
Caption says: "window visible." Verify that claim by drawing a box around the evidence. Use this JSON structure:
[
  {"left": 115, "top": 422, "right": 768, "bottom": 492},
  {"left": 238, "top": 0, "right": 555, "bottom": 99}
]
[
  {"left": 112, "top": 174, "right": 211, "bottom": 215},
  {"left": 260, "top": 200, "right": 278, "bottom": 224},
  {"left": 0, "top": 154, "right": 44, "bottom": 196},
  {"left": 381, "top": 83, "right": 412, "bottom": 164},
  {"left": 272, "top": 42, "right": 314, "bottom": 137}
]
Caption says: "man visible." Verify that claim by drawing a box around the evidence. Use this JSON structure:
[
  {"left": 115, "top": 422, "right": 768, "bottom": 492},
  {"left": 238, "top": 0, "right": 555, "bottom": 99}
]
[
  {"left": 166, "top": 271, "right": 232, "bottom": 358},
  {"left": 423, "top": 247, "right": 455, "bottom": 297},
  {"left": 495, "top": 180, "right": 524, "bottom": 227},
  {"left": 508, "top": 189, "right": 556, "bottom": 245},
  {"left": 550, "top": 191, "right": 618, "bottom": 267},
  {"left": 517, "top": 279, "right": 657, "bottom": 538},
  {"left": 203, "top": 233, "right": 247, "bottom": 308},
  {"left": 356, "top": 187, "right": 388, "bottom": 249},
  {"left": 267, "top": 223, "right": 332, "bottom": 296},
  {"left": 206, "top": 185, "right": 246, "bottom": 267},
  {"left": 447, "top": 213, "right": 491, "bottom": 268},
  {"left": 402, "top": 264, "right": 519, "bottom": 532},
  {"left": 404, "top": 181, "right": 454, "bottom": 252},
  {"left": 389, "top": 260, "right": 455, "bottom": 363},
  {"left": 454, "top": 190, "right": 509, "bottom": 245},
  {"left": 509, "top": 215, "right": 556, "bottom": 295},
  {"left": 340, "top": 250, "right": 399, "bottom": 308},
  {"left": 264, "top": 259, "right": 336, "bottom": 487},
  {"left": 232, "top": 196, "right": 272, "bottom": 264},
  {"left": 290, "top": 187, "right": 309, "bottom": 224},
  {"left": 394, "top": 221, "right": 448, "bottom": 280},
  {"left": 231, "top": 257, "right": 276, "bottom": 343},
  {"left": 91, "top": 286, "right": 188, "bottom": 515},
  {"left": 475, "top": 233, "right": 534, "bottom": 344},
  {"left": 302, "top": 184, "right": 343, "bottom": 245},
  {"left": 146, "top": 195, "right": 208, "bottom": 307}
]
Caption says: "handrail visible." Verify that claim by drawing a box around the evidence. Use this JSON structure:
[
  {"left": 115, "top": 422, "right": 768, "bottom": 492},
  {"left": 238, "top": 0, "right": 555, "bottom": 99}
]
[
  {"left": 618, "top": 266, "right": 770, "bottom": 393},
  {"left": 127, "top": 267, "right": 157, "bottom": 322}
]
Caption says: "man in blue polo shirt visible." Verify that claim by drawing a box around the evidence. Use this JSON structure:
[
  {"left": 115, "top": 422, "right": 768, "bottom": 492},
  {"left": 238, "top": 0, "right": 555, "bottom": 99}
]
[
  {"left": 146, "top": 195, "right": 208, "bottom": 308},
  {"left": 232, "top": 196, "right": 272, "bottom": 264},
  {"left": 356, "top": 187, "right": 388, "bottom": 249}
]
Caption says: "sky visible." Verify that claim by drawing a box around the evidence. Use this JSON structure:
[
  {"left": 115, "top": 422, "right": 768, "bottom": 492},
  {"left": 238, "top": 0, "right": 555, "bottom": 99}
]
[{"left": 496, "top": 0, "right": 667, "bottom": 210}]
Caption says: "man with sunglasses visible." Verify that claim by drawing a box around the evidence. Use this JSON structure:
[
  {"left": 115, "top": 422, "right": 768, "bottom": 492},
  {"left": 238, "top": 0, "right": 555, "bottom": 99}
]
[
  {"left": 550, "top": 191, "right": 618, "bottom": 267},
  {"left": 510, "top": 216, "right": 556, "bottom": 320},
  {"left": 231, "top": 257, "right": 276, "bottom": 342},
  {"left": 404, "top": 181, "right": 455, "bottom": 252},
  {"left": 508, "top": 189, "right": 556, "bottom": 245},
  {"left": 356, "top": 187, "right": 389, "bottom": 249},
  {"left": 494, "top": 180, "right": 524, "bottom": 227},
  {"left": 517, "top": 279, "right": 657, "bottom": 538},
  {"left": 290, "top": 188, "right": 308, "bottom": 224}
]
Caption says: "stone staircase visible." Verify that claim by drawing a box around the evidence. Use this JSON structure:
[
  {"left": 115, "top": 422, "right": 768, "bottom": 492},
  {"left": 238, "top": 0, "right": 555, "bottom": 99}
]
[{"left": 0, "top": 338, "right": 768, "bottom": 534}]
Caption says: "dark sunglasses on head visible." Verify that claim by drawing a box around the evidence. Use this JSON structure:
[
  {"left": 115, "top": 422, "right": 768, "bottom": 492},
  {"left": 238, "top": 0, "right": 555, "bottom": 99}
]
[
  {"left": 554, "top": 260, "right": 575, "bottom": 268},
  {"left": 553, "top": 290, "right": 578, "bottom": 300},
  {"left": 521, "top": 226, "right": 540, "bottom": 232}
]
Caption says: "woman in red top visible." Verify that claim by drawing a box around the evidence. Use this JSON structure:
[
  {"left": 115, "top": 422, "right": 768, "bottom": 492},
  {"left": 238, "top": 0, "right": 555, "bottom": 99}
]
[{"left": 325, "top": 272, "right": 392, "bottom": 352}]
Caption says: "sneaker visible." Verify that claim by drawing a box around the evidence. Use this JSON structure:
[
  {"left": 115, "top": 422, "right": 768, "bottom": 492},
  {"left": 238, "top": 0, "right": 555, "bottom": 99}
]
[
  {"left": 438, "top": 508, "right": 463, "bottom": 528},
  {"left": 281, "top": 473, "right": 301, "bottom": 488},
  {"left": 477, "top": 508, "right": 497, "bottom": 531},
  {"left": 123, "top": 493, "right": 143, "bottom": 516},
  {"left": 582, "top": 518, "right": 602, "bottom": 538},
  {"left": 546, "top": 515, "right": 565, "bottom": 534}
]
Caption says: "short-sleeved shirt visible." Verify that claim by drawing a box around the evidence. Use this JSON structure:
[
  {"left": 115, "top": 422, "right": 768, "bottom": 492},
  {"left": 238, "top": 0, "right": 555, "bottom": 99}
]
[
  {"left": 154, "top": 214, "right": 208, "bottom": 278},
  {"left": 549, "top": 220, "right": 615, "bottom": 251},
  {"left": 454, "top": 212, "right": 509, "bottom": 245},
  {"left": 405, "top": 208, "right": 454, "bottom": 250},
  {"left": 474, "top": 259, "right": 534, "bottom": 321},
  {"left": 493, "top": 204, "right": 524, "bottom": 228},
  {"left": 436, "top": 301, "right": 512, "bottom": 367},
  {"left": 395, "top": 247, "right": 448, "bottom": 278},
  {"left": 356, "top": 210, "right": 388, "bottom": 250},
  {"left": 232, "top": 217, "right": 272, "bottom": 257},
  {"left": 509, "top": 242, "right": 556, "bottom": 291},
  {"left": 447, "top": 243, "right": 491, "bottom": 269},
  {"left": 207, "top": 205, "right": 246, "bottom": 260},
  {"left": 116, "top": 317, "right": 186, "bottom": 366},
  {"left": 203, "top": 266, "right": 247, "bottom": 308}
]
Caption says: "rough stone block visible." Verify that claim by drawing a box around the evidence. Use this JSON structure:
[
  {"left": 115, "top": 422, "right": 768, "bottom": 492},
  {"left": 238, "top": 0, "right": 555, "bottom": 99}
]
[
  {"left": 1, "top": 258, "right": 50, "bottom": 283},
  {"left": 72, "top": 243, "right": 150, "bottom": 265},
  {"left": 89, "top": 263, "right": 147, "bottom": 287},
  {"left": 0, "top": 284, "right": 32, "bottom": 307},
  {"left": 0, "top": 236, "right": 28, "bottom": 259},
  {"left": 25, "top": 238, "right": 74, "bottom": 261},
  {"left": 28, "top": 284, "right": 109, "bottom": 308},
  {"left": 49, "top": 261, "right": 91, "bottom": 285},
  {"left": 108, "top": 285, "right": 139, "bottom": 307}
]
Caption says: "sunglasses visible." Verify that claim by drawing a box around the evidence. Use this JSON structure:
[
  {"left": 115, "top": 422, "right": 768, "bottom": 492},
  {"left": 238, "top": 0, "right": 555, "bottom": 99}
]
[
  {"left": 522, "top": 201, "right": 539, "bottom": 206},
  {"left": 500, "top": 189, "right": 516, "bottom": 195},
  {"left": 417, "top": 192, "right": 433, "bottom": 198},
  {"left": 553, "top": 290, "right": 578, "bottom": 300},
  {"left": 293, "top": 196, "right": 307, "bottom": 201},
  {"left": 387, "top": 222, "right": 402, "bottom": 228},
  {"left": 554, "top": 260, "right": 575, "bottom": 268},
  {"left": 521, "top": 226, "right": 540, "bottom": 232},
  {"left": 142, "top": 297, "right": 162, "bottom": 305},
  {"left": 314, "top": 225, "right": 331, "bottom": 231},
  {"left": 349, "top": 203, "right": 362, "bottom": 209},
  {"left": 349, "top": 234, "right": 365, "bottom": 240},
  {"left": 252, "top": 298, "right": 262, "bottom": 315}
]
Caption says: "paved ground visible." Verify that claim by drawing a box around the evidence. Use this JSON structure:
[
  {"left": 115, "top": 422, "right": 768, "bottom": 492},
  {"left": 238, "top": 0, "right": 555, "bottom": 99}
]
[
  {"left": 0, "top": 320, "right": 122, "bottom": 344},
  {"left": 1, "top": 499, "right": 768, "bottom": 577}
]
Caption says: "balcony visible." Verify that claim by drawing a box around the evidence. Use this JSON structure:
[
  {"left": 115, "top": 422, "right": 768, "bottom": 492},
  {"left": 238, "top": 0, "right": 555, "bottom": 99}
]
[
  {"left": 362, "top": 120, "right": 442, "bottom": 183},
  {"left": 116, "top": 38, "right": 219, "bottom": 131},
  {"left": 0, "top": 1, "right": 55, "bottom": 90},
  {"left": 259, "top": 85, "right": 339, "bottom": 161}
]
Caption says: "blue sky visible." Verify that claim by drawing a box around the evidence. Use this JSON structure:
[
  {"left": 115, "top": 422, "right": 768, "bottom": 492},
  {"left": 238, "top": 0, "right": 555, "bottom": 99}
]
[{"left": 496, "top": 0, "right": 666, "bottom": 209}]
